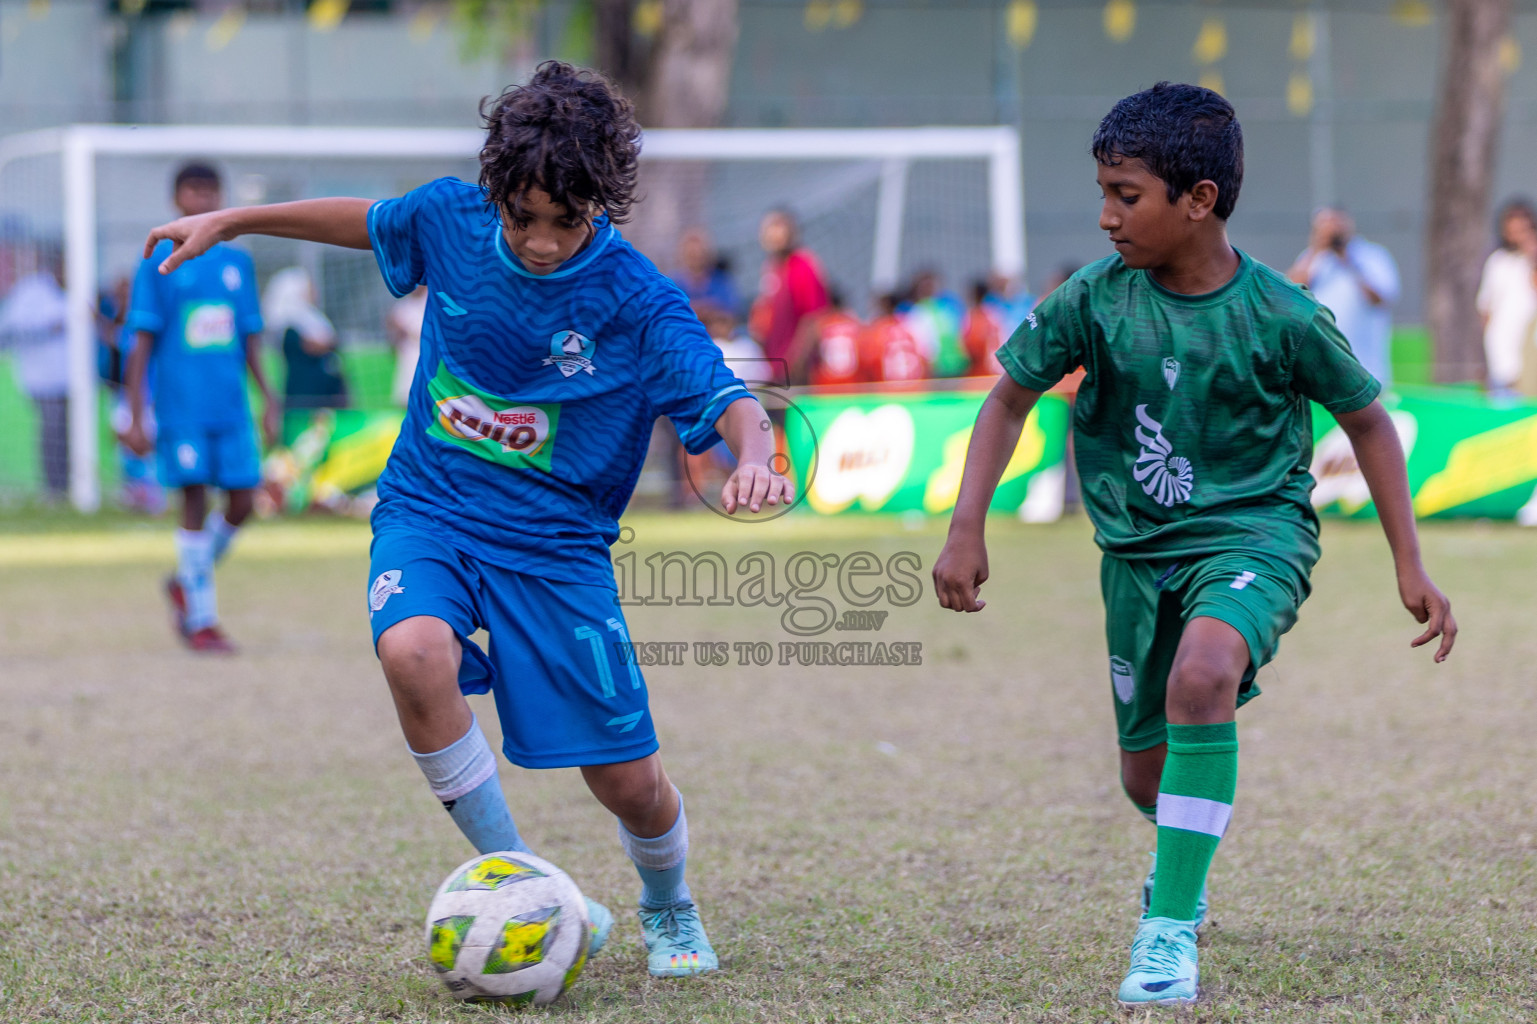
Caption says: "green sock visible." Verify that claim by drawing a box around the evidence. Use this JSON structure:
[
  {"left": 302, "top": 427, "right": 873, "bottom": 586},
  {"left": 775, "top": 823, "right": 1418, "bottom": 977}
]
[{"left": 1148, "top": 722, "right": 1238, "bottom": 921}]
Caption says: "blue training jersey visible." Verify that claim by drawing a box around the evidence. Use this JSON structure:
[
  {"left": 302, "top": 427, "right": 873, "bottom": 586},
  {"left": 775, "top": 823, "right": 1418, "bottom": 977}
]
[
  {"left": 367, "top": 177, "right": 751, "bottom": 588},
  {"left": 125, "top": 240, "right": 263, "bottom": 429}
]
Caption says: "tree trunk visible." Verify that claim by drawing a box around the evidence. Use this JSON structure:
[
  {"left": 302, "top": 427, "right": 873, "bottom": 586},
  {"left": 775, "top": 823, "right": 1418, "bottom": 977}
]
[
  {"left": 625, "top": 0, "right": 739, "bottom": 265},
  {"left": 1425, "top": 0, "right": 1511, "bottom": 383}
]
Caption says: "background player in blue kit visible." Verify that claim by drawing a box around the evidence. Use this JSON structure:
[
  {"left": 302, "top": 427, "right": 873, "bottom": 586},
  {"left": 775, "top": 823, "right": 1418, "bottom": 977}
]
[
  {"left": 124, "top": 163, "right": 279, "bottom": 654},
  {"left": 141, "top": 63, "right": 793, "bottom": 976}
]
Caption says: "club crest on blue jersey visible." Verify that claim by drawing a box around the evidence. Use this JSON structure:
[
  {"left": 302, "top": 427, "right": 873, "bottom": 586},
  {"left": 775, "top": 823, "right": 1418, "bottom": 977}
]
[{"left": 543, "top": 330, "right": 597, "bottom": 377}]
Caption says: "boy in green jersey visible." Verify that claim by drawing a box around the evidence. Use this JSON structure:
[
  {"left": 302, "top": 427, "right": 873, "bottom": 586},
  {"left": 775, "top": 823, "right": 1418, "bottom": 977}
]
[{"left": 933, "top": 82, "right": 1457, "bottom": 1007}]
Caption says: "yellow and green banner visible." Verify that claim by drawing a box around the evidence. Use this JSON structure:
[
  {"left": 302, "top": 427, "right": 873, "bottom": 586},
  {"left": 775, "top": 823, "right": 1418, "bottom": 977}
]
[
  {"left": 783, "top": 389, "right": 1071, "bottom": 519},
  {"left": 1311, "top": 387, "right": 1537, "bottom": 520}
]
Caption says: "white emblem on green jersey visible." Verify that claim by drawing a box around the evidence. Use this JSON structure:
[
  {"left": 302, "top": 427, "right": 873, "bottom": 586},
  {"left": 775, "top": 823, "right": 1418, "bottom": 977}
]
[
  {"left": 1162, "top": 357, "right": 1180, "bottom": 389},
  {"left": 1132, "top": 405, "right": 1193, "bottom": 507}
]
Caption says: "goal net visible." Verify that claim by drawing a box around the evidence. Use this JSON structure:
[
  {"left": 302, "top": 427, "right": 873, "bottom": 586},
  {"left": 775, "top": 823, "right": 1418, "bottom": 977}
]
[{"left": 0, "top": 124, "right": 1023, "bottom": 511}]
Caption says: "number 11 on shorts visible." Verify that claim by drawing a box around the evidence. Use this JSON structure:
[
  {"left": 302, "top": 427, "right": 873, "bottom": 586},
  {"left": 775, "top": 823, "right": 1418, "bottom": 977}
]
[{"left": 573, "top": 619, "right": 643, "bottom": 698}]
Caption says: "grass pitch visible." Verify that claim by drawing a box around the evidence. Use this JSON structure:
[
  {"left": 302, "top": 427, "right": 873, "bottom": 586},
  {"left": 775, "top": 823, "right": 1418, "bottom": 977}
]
[{"left": 0, "top": 511, "right": 1533, "bottom": 1023}]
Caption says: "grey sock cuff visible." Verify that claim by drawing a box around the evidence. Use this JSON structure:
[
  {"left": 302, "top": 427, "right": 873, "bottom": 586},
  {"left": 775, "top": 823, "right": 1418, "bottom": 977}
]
[
  {"left": 617, "top": 788, "right": 688, "bottom": 871},
  {"left": 409, "top": 716, "right": 497, "bottom": 802}
]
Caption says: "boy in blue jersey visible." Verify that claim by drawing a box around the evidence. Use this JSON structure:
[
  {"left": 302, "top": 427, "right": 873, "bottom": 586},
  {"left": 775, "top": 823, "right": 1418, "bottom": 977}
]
[
  {"left": 125, "top": 163, "right": 279, "bottom": 654},
  {"left": 142, "top": 63, "right": 792, "bottom": 977}
]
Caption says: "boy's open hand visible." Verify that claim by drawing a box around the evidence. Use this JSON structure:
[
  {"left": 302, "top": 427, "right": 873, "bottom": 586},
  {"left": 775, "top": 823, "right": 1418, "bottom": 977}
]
[
  {"left": 932, "top": 533, "right": 989, "bottom": 612},
  {"left": 144, "top": 211, "right": 230, "bottom": 275},
  {"left": 1399, "top": 564, "right": 1456, "bottom": 662},
  {"left": 721, "top": 461, "right": 794, "bottom": 515},
  {"left": 121, "top": 419, "right": 152, "bottom": 457}
]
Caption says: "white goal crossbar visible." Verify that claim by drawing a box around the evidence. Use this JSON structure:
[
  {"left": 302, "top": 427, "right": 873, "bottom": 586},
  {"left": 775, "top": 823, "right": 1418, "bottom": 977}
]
[{"left": 0, "top": 124, "right": 1024, "bottom": 512}]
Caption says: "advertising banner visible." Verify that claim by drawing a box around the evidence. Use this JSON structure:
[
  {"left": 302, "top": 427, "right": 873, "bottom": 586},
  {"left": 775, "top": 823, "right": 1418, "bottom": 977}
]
[
  {"left": 1311, "top": 387, "right": 1537, "bottom": 521},
  {"left": 267, "top": 408, "right": 403, "bottom": 513},
  {"left": 783, "top": 389, "right": 1071, "bottom": 519}
]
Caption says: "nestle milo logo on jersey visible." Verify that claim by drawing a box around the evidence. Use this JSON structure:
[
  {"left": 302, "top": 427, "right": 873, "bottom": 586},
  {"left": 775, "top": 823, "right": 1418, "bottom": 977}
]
[{"left": 427, "top": 362, "right": 560, "bottom": 472}]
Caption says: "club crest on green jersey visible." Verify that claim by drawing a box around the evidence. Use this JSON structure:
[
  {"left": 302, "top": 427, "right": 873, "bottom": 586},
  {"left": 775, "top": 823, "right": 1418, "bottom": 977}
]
[
  {"left": 1162, "top": 357, "right": 1180, "bottom": 390},
  {"left": 1131, "top": 404, "right": 1193, "bottom": 507},
  {"left": 543, "top": 330, "right": 596, "bottom": 377},
  {"left": 428, "top": 362, "right": 560, "bottom": 472}
]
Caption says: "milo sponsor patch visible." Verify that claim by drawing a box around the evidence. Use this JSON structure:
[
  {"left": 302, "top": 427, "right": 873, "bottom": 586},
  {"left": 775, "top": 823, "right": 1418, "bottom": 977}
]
[
  {"left": 183, "top": 301, "right": 236, "bottom": 350},
  {"left": 427, "top": 362, "right": 559, "bottom": 472}
]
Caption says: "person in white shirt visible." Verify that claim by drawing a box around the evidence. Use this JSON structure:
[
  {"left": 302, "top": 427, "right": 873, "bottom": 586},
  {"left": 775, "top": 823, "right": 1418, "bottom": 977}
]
[
  {"left": 385, "top": 285, "right": 427, "bottom": 407},
  {"left": 1288, "top": 207, "right": 1400, "bottom": 388},
  {"left": 0, "top": 250, "right": 70, "bottom": 500},
  {"left": 1475, "top": 199, "right": 1537, "bottom": 395}
]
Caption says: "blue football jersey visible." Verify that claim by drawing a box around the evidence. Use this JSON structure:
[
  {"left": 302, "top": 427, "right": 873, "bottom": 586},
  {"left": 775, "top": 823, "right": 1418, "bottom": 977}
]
[
  {"left": 367, "top": 177, "right": 751, "bottom": 588},
  {"left": 125, "top": 240, "right": 263, "bottom": 429}
]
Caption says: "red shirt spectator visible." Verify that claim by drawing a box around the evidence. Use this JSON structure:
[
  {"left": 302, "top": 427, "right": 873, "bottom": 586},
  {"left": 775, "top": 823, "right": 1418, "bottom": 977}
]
[
  {"left": 961, "top": 280, "right": 1005, "bottom": 376},
  {"left": 862, "top": 294, "right": 928, "bottom": 382},
  {"left": 749, "top": 209, "right": 828, "bottom": 374}
]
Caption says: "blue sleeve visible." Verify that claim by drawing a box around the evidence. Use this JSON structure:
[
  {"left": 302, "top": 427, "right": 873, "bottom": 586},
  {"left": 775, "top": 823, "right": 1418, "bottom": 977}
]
[
  {"left": 367, "top": 181, "right": 437, "bottom": 298},
  {"left": 123, "top": 244, "right": 168, "bottom": 336},
  {"left": 636, "top": 278, "right": 752, "bottom": 455},
  {"left": 234, "top": 251, "right": 264, "bottom": 336}
]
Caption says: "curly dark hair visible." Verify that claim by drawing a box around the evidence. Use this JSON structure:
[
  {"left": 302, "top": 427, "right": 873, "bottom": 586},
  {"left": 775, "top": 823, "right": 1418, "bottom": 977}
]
[
  {"left": 1091, "top": 82, "right": 1244, "bottom": 220},
  {"left": 479, "top": 61, "right": 642, "bottom": 224}
]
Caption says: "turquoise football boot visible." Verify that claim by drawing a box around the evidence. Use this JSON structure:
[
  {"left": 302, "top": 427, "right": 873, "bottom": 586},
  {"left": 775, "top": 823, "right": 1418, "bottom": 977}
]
[
  {"left": 584, "top": 898, "right": 613, "bottom": 958},
  {"left": 1141, "top": 853, "right": 1208, "bottom": 932},
  {"left": 638, "top": 900, "right": 719, "bottom": 977},
  {"left": 1118, "top": 915, "right": 1200, "bottom": 1007}
]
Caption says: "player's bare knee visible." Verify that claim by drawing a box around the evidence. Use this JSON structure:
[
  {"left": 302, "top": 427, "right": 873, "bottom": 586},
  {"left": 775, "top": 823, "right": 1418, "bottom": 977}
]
[
  {"left": 585, "top": 762, "right": 666, "bottom": 822},
  {"left": 1166, "top": 656, "right": 1240, "bottom": 718},
  {"left": 378, "top": 619, "right": 457, "bottom": 689}
]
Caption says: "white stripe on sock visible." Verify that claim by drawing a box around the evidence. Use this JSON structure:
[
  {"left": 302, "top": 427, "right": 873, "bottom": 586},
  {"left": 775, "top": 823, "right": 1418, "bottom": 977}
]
[
  {"left": 410, "top": 716, "right": 498, "bottom": 802},
  {"left": 1156, "top": 793, "right": 1232, "bottom": 837}
]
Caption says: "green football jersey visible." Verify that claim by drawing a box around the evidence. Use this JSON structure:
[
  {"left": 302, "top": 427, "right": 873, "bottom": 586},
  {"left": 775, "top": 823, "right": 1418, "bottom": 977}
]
[{"left": 998, "top": 249, "right": 1379, "bottom": 568}]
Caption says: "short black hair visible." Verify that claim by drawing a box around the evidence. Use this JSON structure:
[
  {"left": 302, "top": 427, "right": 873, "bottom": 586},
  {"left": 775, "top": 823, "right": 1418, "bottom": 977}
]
[
  {"left": 1496, "top": 196, "right": 1537, "bottom": 249},
  {"left": 1092, "top": 82, "right": 1244, "bottom": 220},
  {"left": 172, "top": 162, "right": 221, "bottom": 193},
  {"left": 479, "top": 61, "right": 641, "bottom": 224}
]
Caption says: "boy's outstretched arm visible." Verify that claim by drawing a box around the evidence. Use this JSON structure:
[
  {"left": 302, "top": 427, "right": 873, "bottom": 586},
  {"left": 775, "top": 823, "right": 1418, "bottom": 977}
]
[
  {"left": 144, "top": 198, "right": 375, "bottom": 275},
  {"left": 932, "top": 374, "right": 1042, "bottom": 612},
  {"left": 715, "top": 396, "right": 795, "bottom": 514},
  {"left": 1333, "top": 399, "right": 1457, "bottom": 661}
]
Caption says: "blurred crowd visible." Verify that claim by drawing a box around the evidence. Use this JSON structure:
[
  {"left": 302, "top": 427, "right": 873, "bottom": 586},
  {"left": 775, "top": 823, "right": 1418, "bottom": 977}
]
[
  {"left": 9, "top": 186, "right": 1537, "bottom": 511},
  {"left": 669, "top": 209, "right": 1042, "bottom": 390}
]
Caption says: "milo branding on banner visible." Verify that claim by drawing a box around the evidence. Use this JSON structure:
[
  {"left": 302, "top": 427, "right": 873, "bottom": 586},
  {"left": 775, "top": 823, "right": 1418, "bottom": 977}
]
[{"left": 427, "top": 362, "right": 560, "bottom": 471}]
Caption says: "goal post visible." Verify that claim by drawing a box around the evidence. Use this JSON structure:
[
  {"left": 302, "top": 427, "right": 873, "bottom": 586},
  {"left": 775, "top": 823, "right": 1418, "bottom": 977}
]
[{"left": 0, "top": 123, "right": 1025, "bottom": 512}]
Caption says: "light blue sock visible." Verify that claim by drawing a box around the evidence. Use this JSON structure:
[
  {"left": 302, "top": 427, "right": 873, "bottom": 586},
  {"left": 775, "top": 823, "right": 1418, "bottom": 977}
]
[
  {"left": 175, "top": 528, "right": 217, "bottom": 630},
  {"left": 618, "top": 790, "right": 691, "bottom": 908},
  {"left": 410, "top": 716, "right": 528, "bottom": 855},
  {"left": 204, "top": 512, "right": 240, "bottom": 564}
]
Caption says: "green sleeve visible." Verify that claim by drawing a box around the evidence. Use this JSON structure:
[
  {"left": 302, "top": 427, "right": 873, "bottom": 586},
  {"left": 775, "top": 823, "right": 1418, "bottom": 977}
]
[
  {"left": 1290, "top": 307, "right": 1381, "bottom": 413},
  {"left": 996, "top": 281, "right": 1085, "bottom": 392}
]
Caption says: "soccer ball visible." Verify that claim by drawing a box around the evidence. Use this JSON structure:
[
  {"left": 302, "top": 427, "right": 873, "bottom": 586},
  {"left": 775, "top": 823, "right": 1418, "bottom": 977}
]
[{"left": 424, "top": 851, "right": 592, "bottom": 1006}]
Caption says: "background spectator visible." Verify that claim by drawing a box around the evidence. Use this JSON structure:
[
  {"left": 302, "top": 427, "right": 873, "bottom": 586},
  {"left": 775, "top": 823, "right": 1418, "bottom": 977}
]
[
  {"left": 264, "top": 266, "right": 347, "bottom": 416},
  {"left": 1288, "top": 206, "right": 1400, "bottom": 387},
  {"left": 904, "top": 268, "right": 968, "bottom": 378},
  {"left": 387, "top": 284, "right": 427, "bottom": 407},
  {"left": 863, "top": 292, "right": 928, "bottom": 383},
  {"left": 984, "top": 271, "right": 1036, "bottom": 334},
  {"left": 671, "top": 226, "right": 739, "bottom": 317},
  {"left": 748, "top": 208, "right": 828, "bottom": 381},
  {"left": 0, "top": 243, "right": 69, "bottom": 501},
  {"left": 962, "top": 279, "right": 1005, "bottom": 377},
  {"left": 1476, "top": 198, "right": 1537, "bottom": 396},
  {"left": 790, "top": 287, "right": 866, "bottom": 387}
]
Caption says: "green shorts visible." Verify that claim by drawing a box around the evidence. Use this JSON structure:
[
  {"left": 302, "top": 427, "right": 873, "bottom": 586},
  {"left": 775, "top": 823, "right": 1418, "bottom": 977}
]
[{"left": 1102, "top": 551, "right": 1312, "bottom": 752}]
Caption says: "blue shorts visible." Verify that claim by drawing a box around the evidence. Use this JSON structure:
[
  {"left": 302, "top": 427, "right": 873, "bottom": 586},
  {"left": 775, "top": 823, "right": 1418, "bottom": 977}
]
[
  {"left": 157, "top": 420, "right": 261, "bottom": 490},
  {"left": 367, "top": 526, "right": 658, "bottom": 769}
]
